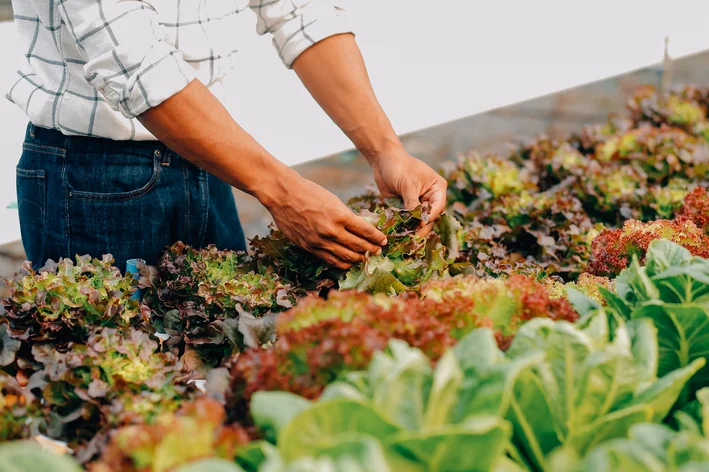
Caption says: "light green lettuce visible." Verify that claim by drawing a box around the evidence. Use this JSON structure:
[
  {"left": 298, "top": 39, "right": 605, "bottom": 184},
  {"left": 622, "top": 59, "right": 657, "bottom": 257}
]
[
  {"left": 505, "top": 312, "right": 704, "bottom": 471},
  {"left": 0, "top": 441, "right": 82, "bottom": 472},
  {"left": 548, "top": 388, "right": 709, "bottom": 471},
  {"left": 246, "top": 330, "right": 531, "bottom": 472},
  {"left": 580, "top": 239, "right": 709, "bottom": 405}
]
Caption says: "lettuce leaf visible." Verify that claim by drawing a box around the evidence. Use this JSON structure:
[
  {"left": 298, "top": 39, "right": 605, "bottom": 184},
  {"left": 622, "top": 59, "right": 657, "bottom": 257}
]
[
  {"left": 0, "top": 441, "right": 82, "bottom": 472},
  {"left": 601, "top": 239, "right": 709, "bottom": 404},
  {"left": 535, "top": 385, "right": 709, "bottom": 471},
  {"left": 339, "top": 197, "right": 460, "bottom": 294},
  {"left": 250, "top": 333, "right": 526, "bottom": 471},
  {"left": 506, "top": 312, "right": 704, "bottom": 470},
  {"left": 258, "top": 435, "right": 424, "bottom": 472},
  {"left": 549, "top": 422, "right": 709, "bottom": 472}
]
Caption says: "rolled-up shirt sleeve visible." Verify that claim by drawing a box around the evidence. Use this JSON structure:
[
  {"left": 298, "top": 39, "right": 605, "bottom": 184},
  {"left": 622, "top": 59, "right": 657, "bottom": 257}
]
[
  {"left": 249, "top": 0, "right": 352, "bottom": 68},
  {"left": 58, "top": 1, "right": 196, "bottom": 119}
]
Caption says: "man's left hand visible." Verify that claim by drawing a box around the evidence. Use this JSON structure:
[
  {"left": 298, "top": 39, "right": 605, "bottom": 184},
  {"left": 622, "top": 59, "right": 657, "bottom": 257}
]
[
  {"left": 371, "top": 147, "right": 448, "bottom": 235},
  {"left": 292, "top": 34, "right": 447, "bottom": 234}
]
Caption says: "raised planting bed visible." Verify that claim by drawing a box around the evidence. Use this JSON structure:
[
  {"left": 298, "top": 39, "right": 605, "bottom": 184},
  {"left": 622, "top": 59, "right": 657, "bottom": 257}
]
[{"left": 2, "top": 82, "right": 709, "bottom": 471}]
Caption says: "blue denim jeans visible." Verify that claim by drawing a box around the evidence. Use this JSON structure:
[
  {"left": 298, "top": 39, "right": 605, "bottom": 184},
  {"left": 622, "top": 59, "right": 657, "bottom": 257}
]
[{"left": 16, "top": 123, "right": 246, "bottom": 270}]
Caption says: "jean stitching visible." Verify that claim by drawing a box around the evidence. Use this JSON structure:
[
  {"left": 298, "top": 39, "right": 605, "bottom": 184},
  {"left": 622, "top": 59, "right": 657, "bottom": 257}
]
[
  {"left": 69, "top": 150, "right": 159, "bottom": 160},
  {"left": 37, "top": 178, "right": 46, "bottom": 263},
  {"left": 61, "top": 141, "right": 70, "bottom": 254},
  {"left": 182, "top": 161, "right": 191, "bottom": 240},
  {"left": 16, "top": 168, "right": 46, "bottom": 179},
  {"left": 197, "top": 170, "right": 209, "bottom": 247},
  {"left": 17, "top": 173, "right": 46, "bottom": 264},
  {"left": 67, "top": 152, "right": 162, "bottom": 202},
  {"left": 22, "top": 142, "right": 66, "bottom": 156}
]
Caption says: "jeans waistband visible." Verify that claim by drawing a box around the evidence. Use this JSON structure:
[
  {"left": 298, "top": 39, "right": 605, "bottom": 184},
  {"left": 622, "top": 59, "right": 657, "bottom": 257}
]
[
  {"left": 26, "top": 123, "right": 168, "bottom": 157},
  {"left": 26, "top": 123, "right": 70, "bottom": 148}
]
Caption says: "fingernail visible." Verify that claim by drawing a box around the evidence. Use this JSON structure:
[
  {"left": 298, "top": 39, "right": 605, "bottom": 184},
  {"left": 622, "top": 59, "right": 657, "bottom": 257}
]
[
  {"left": 375, "top": 248, "right": 383, "bottom": 256},
  {"left": 381, "top": 238, "right": 388, "bottom": 246}
]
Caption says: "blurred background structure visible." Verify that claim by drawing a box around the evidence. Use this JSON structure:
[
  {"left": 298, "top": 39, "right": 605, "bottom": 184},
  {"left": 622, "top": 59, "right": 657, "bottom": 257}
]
[{"left": 0, "top": 1, "right": 10, "bottom": 21}]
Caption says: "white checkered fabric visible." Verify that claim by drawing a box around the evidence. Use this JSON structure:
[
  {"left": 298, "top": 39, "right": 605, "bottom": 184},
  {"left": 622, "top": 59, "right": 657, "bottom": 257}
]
[{"left": 7, "top": 0, "right": 352, "bottom": 140}]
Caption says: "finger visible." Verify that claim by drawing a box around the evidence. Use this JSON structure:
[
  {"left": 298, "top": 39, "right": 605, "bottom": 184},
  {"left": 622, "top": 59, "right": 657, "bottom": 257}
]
[
  {"left": 417, "top": 222, "right": 434, "bottom": 237},
  {"left": 323, "top": 242, "right": 366, "bottom": 264},
  {"left": 310, "top": 248, "right": 354, "bottom": 270},
  {"left": 343, "top": 214, "right": 388, "bottom": 246},
  {"left": 423, "top": 181, "right": 448, "bottom": 221},
  {"left": 401, "top": 189, "right": 421, "bottom": 211},
  {"left": 336, "top": 231, "right": 384, "bottom": 256}
]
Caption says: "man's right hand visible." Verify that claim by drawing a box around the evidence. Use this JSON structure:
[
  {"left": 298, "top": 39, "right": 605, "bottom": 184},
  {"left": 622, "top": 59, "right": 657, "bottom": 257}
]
[
  {"left": 259, "top": 171, "right": 388, "bottom": 270},
  {"left": 137, "top": 80, "right": 386, "bottom": 269}
]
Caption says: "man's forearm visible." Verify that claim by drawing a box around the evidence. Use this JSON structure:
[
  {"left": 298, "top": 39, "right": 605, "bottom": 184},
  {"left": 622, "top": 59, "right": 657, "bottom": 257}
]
[
  {"left": 292, "top": 33, "right": 403, "bottom": 164},
  {"left": 293, "top": 33, "right": 447, "bottom": 225},
  {"left": 137, "top": 78, "right": 388, "bottom": 267},
  {"left": 137, "top": 79, "right": 295, "bottom": 208}
]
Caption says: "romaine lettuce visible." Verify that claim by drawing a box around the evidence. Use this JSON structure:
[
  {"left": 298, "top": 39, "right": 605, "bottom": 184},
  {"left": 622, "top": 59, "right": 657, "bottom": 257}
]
[{"left": 505, "top": 312, "right": 704, "bottom": 470}]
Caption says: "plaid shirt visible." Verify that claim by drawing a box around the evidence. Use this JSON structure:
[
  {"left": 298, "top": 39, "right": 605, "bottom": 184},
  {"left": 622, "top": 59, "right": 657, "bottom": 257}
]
[{"left": 7, "top": 0, "right": 351, "bottom": 140}]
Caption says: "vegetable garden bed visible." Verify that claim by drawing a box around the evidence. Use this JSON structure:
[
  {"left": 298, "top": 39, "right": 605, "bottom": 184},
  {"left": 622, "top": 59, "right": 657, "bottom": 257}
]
[{"left": 2, "top": 82, "right": 709, "bottom": 471}]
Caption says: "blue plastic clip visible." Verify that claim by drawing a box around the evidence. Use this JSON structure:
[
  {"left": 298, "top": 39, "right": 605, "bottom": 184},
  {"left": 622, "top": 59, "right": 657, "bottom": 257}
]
[{"left": 126, "top": 258, "right": 145, "bottom": 301}]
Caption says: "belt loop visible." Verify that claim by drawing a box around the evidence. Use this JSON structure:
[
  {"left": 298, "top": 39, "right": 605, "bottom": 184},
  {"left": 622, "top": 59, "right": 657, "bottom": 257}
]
[
  {"left": 29, "top": 123, "right": 36, "bottom": 138},
  {"left": 156, "top": 147, "right": 170, "bottom": 167}
]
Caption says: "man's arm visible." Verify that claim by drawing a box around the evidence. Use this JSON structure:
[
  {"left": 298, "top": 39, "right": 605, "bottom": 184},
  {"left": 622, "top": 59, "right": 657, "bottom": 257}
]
[
  {"left": 292, "top": 34, "right": 448, "bottom": 233},
  {"left": 57, "top": 1, "right": 384, "bottom": 269},
  {"left": 138, "top": 80, "right": 386, "bottom": 269}
]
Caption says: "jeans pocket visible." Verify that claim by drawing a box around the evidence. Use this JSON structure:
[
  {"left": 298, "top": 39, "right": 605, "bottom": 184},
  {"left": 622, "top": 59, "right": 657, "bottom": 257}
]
[
  {"left": 65, "top": 149, "right": 172, "bottom": 267},
  {"left": 16, "top": 167, "right": 47, "bottom": 265},
  {"left": 65, "top": 146, "right": 162, "bottom": 201}
]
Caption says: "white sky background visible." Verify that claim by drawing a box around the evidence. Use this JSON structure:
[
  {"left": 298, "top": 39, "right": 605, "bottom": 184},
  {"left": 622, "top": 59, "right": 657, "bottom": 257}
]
[{"left": 0, "top": 0, "right": 708, "bottom": 244}]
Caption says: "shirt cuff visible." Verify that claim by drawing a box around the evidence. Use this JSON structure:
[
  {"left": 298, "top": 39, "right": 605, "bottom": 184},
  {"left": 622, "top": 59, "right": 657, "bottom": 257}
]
[
  {"left": 90, "top": 42, "right": 197, "bottom": 119},
  {"left": 276, "top": 7, "right": 353, "bottom": 69}
]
